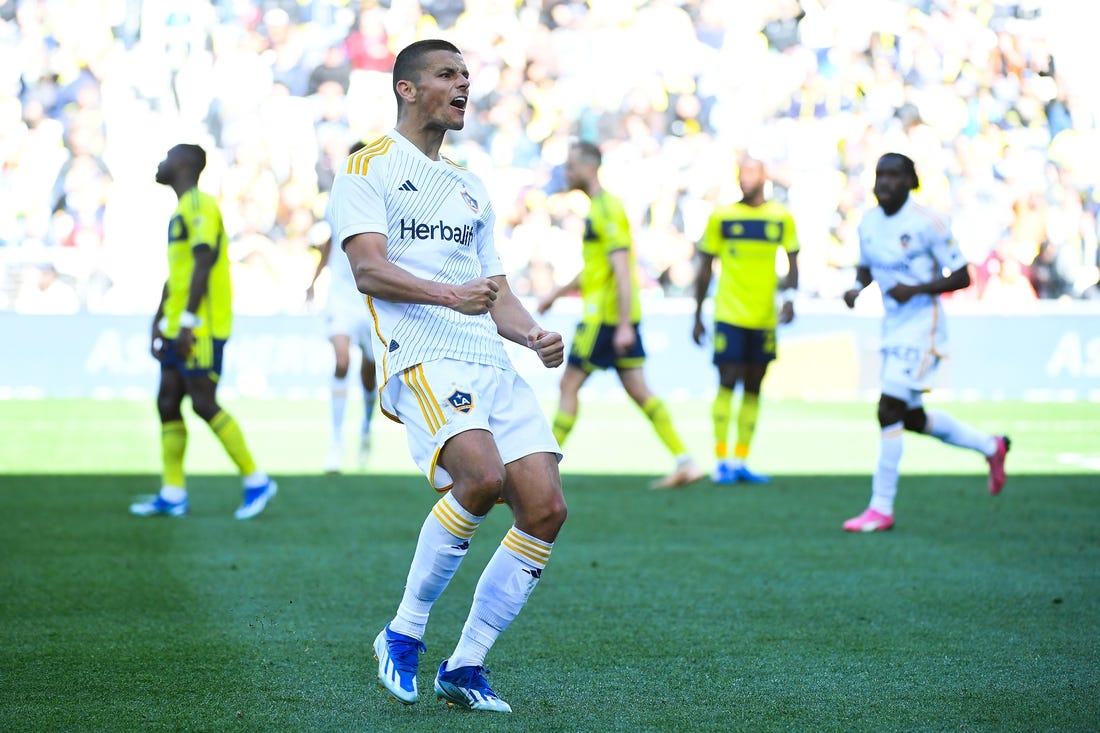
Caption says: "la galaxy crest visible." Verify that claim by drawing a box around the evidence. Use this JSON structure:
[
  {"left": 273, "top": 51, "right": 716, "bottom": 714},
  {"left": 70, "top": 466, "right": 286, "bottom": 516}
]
[
  {"left": 447, "top": 389, "right": 474, "bottom": 414},
  {"left": 899, "top": 233, "right": 911, "bottom": 249},
  {"left": 460, "top": 188, "right": 479, "bottom": 215}
]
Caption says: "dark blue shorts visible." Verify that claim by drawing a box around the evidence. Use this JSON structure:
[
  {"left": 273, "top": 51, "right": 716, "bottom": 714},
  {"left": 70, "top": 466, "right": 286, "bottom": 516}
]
[
  {"left": 712, "top": 322, "right": 775, "bottom": 366},
  {"left": 160, "top": 336, "right": 227, "bottom": 379},
  {"left": 567, "top": 322, "right": 646, "bottom": 372}
]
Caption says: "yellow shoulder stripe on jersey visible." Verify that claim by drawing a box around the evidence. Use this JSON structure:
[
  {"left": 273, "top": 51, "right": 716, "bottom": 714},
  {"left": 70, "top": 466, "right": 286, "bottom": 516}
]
[
  {"left": 441, "top": 155, "right": 466, "bottom": 170},
  {"left": 346, "top": 136, "right": 393, "bottom": 175}
]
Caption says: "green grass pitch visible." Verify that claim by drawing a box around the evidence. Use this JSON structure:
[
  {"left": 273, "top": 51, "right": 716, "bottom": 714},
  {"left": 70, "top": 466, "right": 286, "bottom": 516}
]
[{"left": 1, "top": 397, "right": 1097, "bottom": 732}]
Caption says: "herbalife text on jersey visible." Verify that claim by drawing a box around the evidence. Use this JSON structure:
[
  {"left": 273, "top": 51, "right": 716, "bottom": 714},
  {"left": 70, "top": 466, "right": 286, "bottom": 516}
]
[{"left": 400, "top": 218, "right": 474, "bottom": 247}]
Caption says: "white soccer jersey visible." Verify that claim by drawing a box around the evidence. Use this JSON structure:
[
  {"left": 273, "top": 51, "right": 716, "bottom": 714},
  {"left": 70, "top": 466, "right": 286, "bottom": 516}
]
[
  {"left": 857, "top": 198, "right": 969, "bottom": 353},
  {"left": 328, "top": 130, "right": 512, "bottom": 388}
]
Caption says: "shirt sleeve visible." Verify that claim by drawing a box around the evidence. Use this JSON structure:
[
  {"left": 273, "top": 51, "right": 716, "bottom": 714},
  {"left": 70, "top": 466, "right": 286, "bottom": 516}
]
[
  {"left": 330, "top": 166, "right": 387, "bottom": 250},
  {"left": 605, "top": 198, "right": 632, "bottom": 252},
  {"left": 698, "top": 212, "right": 720, "bottom": 256},
  {"left": 927, "top": 216, "right": 969, "bottom": 272},
  {"left": 855, "top": 218, "right": 870, "bottom": 269},
  {"left": 190, "top": 198, "right": 221, "bottom": 250},
  {"left": 782, "top": 208, "right": 800, "bottom": 254},
  {"left": 478, "top": 199, "right": 505, "bottom": 278}
]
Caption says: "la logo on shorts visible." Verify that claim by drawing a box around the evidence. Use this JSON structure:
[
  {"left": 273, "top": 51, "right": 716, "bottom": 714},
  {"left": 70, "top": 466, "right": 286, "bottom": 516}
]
[{"left": 447, "top": 389, "right": 474, "bottom": 413}]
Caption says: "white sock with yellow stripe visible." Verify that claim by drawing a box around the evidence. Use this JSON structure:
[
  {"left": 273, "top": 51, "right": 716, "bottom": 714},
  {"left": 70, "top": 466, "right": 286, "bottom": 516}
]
[
  {"left": 391, "top": 491, "right": 483, "bottom": 640},
  {"left": 446, "top": 527, "right": 552, "bottom": 670}
]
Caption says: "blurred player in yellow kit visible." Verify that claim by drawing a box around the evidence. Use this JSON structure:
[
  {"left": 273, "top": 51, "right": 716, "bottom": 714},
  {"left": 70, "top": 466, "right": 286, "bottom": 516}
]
[
  {"left": 693, "top": 156, "right": 799, "bottom": 484},
  {"left": 129, "top": 143, "right": 277, "bottom": 519},
  {"left": 539, "top": 141, "right": 703, "bottom": 490}
]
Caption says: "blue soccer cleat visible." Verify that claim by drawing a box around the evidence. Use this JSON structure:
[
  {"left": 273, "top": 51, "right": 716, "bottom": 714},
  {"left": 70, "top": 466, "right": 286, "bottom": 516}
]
[
  {"left": 712, "top": 461, "right": 770, "bottom": 484},
  {"left": 732, "top": 464, "right": 770, "bottom": 484},
  {"left": 130, "top": 494, "right": 189, "bottom": 517},
  {"left": 434, "top": 661, "right": 512, "bottom": 712},
  {"left": 711, "top": 461, "right": 738, "bottom": 484},
  {"left": 234, "top": 479, "right": 278, "bottom": 520},
  {"left": 373, "top": 625, "right": 426, "bottom": 705}
]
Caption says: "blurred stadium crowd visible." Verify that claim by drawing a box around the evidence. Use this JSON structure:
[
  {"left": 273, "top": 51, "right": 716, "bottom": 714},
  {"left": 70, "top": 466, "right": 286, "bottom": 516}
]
[{"left": 1, "top": 0, "right": 1098, "bottom": 315}]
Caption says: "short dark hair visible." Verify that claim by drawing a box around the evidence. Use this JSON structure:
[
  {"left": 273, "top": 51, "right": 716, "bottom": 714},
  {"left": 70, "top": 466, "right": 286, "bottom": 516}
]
[
  {"left": 571, "top": 140, "right": 602, "bottom": 168},
  {"left": 879, "top": 152, "right": 919, "bottom": 191},
  {"left": 392, "top": 39, "right": 461, "bottom": 107},
  {"left": 178, "top": 144, "right": 207, "bottom": 174}
]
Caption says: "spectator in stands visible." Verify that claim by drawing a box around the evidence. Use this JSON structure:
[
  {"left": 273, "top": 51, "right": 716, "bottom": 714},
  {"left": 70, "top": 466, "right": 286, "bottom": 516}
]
[
  {"left": 2, "top": 0, "right": 1098, "bottom": 314},
  {"left": 13, "top": 261, "right": 80, "bottom": 314}
]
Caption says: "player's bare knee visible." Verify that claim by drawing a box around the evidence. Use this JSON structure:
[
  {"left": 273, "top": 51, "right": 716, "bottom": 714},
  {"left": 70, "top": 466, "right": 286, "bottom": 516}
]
[
  {"left": 538, "top": 493, "right": 568, "bottom": 530},
  {"left": 460, "top": 467, "right": 506, "bottom": 502},
  {"left": 515, "top": 493, "right": 567, "bottom": 540}
]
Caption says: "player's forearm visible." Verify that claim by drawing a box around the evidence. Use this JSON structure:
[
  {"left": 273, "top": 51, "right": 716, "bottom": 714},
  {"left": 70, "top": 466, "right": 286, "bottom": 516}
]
[
  {"left": 693, "top": 272, "right": 710, "bottom": 315},
  {"left": 693, "top": 253, "right": 714, "bottom": 314},
  {"left": 153, "top": 282, "right": 168, "bottom": 326},
  {"left": 352, "top": 256, "right": 462, "bottom": 308},
  {"left": 920, "top": 265, "right": 970, "bottom": 295},
  {"left": 616, "top": 283, "right": 633, "bottom": 325},
  {"left": 310, "top": 239, "right": 332, "bottom": 287},
  {"left": 550, "top": 272, "right": 581, "bottom": 301},
  {"left": 491, "top": 287, "right": 540, "bottom": 345},
  {"left": 610, "top": 253, "right": 633, "bottom": 325},
  {"left": 785, "top": 255, "right": 800, "bottom": 291},
  {"left": 186, "top": 265, "right": 211, "bottom": 315}
]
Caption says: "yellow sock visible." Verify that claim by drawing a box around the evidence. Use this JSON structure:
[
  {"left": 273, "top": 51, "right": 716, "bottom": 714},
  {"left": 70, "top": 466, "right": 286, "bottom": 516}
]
[
  {"left": 209, "top": 410, "right": 257, "bottom": 476},
  {"left": 642, "top": 397, "right": 687, "bottom": 456},
  {"left": 736, "top": 393, "right": 760, "bottom": 461},
  {"left": 552, "top": 411, "right": 576, "bottom": 446},
  {"left": 161, "top": 420, "right": 187, "bottom": 488},
  {"left": 712, "top": 386, "right": 733, "bottom": 460}
]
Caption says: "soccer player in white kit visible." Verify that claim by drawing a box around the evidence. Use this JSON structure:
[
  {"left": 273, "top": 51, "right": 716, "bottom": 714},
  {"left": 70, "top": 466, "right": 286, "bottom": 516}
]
[
  {"left": 328, "top": 40, "right": 566, "bottom": 712},
  {"left": 307, "top": 145, "right": 378, "bottom": 475},
  {"left": 842, "top": 153, "right": 1010, "bottom": 533}
]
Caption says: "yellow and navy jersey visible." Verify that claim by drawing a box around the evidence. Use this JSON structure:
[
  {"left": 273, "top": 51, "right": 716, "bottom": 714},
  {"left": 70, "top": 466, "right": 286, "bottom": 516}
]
[
  {"left": 164, "top": 187, "right": 232, "bottom": 339},
  {"left": 579, "top": 189, "right": 641, "bottom": 326},
  {"left": 699, "top": 200, "right": 799, "bottom": 329}
]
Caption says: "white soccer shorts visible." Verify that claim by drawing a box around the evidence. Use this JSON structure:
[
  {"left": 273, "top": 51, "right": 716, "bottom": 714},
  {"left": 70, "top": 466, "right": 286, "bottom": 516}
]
[
  {"left": 880, "top": 344, "right": 942, "bottom": 407},
  {"left": 383, "top": 359, "right": 561, "bottom": 490}
]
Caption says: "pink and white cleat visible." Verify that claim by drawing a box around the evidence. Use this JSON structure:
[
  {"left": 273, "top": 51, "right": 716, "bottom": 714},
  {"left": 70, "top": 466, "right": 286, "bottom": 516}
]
[
  {"left": 987, "top": 436, "right": 1010, "bottom": 495},
  {"left": 842, "top": 507, "right": 894, "bottom": 533}
]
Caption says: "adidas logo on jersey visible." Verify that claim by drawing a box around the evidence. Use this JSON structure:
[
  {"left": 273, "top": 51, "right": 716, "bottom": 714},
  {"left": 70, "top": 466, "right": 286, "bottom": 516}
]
[{"left": 398, "top": 180, "right": 418, "bottom": 192}]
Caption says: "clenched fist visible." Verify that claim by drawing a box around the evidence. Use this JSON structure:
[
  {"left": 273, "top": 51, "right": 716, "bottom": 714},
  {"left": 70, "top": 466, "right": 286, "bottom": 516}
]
[
  {"left": 527, "top": 327, "right": 564, "bottom": 368},
  {"left": 453, "top": 278, "right": 499, "bottom": 315}
]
